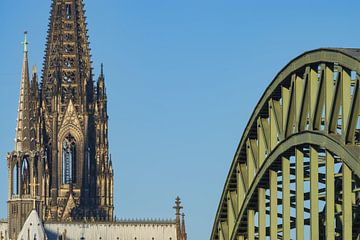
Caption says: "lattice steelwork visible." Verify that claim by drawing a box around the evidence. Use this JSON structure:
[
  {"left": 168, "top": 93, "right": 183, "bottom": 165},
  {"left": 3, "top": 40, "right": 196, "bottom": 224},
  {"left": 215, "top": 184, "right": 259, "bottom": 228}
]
[{"left": 211, "top": 48, "right": 360, "bottom": 240}]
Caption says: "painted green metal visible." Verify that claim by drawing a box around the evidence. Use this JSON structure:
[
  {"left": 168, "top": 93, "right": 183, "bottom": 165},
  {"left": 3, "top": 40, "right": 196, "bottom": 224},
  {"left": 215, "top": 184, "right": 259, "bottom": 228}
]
[
  {"left": 310, "top": 146, "right": 319, "bottom": 240},
  {"left": 325, "top": 150, "right": 335, "bottom": 240},
  {"left": 282, "top": 156, "right": 290, "bottom": 240},
  {"left": 211, "top": 48, "right": 360, "bottom": 240}
]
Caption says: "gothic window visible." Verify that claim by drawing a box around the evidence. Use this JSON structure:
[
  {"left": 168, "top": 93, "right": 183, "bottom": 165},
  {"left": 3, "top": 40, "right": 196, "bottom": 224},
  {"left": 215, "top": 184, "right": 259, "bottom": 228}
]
[
  {"left": 12, "top": 163, "right": 19, "bottom": 195},
  {"left": 86, "top": 148, "right": 91, "bottom": 186},
  {"left": 62, "top": 134, "right": 77, "bottom": 184},
  {"left": 64, "top": 57, "right": 74, "bottom": 68},
  {"left": 64, "top": 44, "right": 75, "bottom": 54},
  {"left": 34, "top": 156, "right": 38, "bottom": 179},
  {"left": 64, "top": 23, "right": 73, "bottom": 30},
  {"left": 66, "top": 4, "right": 72, "bottom": 19},
  {"left": 57, "top": 4, "right": 62, "bottom": 16},
  {"left": 21, "top": 158, "right": 30, "bottom": 195},
  {"left": 46, "top": 145, "right": 51, "bottom": 165},
  {"left": 64, "top": 33, "right": 74, "bottom": 42},
  {"left": 63, "top": 71, "right": 76, "bottom": 83}
]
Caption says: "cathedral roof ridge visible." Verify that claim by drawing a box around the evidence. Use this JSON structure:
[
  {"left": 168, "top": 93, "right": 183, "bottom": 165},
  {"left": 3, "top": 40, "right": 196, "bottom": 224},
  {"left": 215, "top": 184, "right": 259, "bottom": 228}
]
[{"left": 116, "top": 218, "right": 176, "bottom": 224}]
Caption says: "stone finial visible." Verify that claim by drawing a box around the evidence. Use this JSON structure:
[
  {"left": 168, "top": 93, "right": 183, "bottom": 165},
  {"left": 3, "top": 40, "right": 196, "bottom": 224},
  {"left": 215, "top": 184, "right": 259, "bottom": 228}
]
[{"left": 173, "top": 196, "right": 183, "bottom": 240}]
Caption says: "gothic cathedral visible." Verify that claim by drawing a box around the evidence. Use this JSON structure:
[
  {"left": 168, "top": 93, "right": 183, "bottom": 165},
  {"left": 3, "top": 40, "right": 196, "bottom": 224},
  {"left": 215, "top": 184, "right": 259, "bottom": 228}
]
[{"left": 7, "top": 0, "right": 113, "bottom": 239}]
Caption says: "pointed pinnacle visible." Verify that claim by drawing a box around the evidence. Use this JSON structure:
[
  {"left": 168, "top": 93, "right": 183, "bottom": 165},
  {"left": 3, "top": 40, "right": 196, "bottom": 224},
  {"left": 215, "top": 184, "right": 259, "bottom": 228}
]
[{"left": 32, "top": 65, "right": 37, "bottom": 75}]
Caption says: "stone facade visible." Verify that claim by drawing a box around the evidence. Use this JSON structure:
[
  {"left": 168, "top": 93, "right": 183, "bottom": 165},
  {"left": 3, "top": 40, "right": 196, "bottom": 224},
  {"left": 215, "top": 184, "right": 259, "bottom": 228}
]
[
  {"left": 45, "top": 221, "right": 177, "bottom": 240},
  {"left": 1, "top": 197, "right": 187, "bottom": 240},
  {"left": 5, "top": 1, "right": 188, "bottom": 240},
  {"left": 0, "top": 221, "right": 8, "bottom": 240},
  {"left": 7, "top": 1, "right": 114, "bottom": 238},
  {"left": 2, "top": 219, "right": 180, "bottom": 240}
]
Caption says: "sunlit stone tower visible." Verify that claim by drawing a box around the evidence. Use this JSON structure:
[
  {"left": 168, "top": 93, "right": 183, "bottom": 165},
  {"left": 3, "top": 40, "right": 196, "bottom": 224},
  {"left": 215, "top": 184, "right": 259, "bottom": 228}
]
[{"left": 7, "top": 1, "right": 114, "bottom": 238}]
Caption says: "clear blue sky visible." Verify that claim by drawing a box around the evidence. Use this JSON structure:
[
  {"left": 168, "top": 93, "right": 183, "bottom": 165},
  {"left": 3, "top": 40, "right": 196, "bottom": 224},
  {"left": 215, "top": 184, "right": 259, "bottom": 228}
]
[{"left": 0, "top": 0, "right": 359, "bottom": 239}]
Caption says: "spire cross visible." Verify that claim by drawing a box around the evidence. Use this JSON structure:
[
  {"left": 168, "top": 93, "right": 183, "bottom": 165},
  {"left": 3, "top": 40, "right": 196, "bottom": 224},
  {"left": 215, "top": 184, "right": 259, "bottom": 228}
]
[
  {"left": 29, "top": 176, "right": 39, "bottom": 209},
  {"left": 173, "top": 196, "right": 183, "bottom": 215},
  {"left": 21, "top": 31, "right": 29, "bottom": 52}
]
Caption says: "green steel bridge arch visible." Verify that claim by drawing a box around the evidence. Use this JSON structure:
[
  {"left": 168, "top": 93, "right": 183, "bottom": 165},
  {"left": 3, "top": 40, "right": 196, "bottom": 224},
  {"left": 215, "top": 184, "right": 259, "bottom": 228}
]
[{"left": 211, "top": 48, "right": 360, "bottom": 240}]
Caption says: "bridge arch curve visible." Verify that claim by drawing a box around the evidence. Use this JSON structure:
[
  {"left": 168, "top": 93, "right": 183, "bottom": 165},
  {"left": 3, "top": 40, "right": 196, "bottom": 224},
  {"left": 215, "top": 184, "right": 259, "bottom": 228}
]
[{"left": 211, "top": 48, "right": 360, "bottom": 240}]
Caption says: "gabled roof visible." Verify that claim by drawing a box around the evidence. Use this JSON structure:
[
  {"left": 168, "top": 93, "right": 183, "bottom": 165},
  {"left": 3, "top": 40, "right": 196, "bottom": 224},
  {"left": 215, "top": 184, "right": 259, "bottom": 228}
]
[{"left": 17, "top": 210, "right": 46, "bottom": 240}]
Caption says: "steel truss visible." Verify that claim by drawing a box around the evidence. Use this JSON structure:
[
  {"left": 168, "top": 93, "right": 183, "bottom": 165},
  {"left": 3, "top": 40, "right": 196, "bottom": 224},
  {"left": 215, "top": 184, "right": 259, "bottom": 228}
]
[{"left": 211, "top": 48, "right": 360, "bottom": 240}]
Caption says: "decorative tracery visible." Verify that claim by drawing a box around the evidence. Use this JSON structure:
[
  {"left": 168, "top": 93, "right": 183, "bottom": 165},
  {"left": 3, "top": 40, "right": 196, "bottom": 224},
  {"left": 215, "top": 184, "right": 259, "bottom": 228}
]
[
  {"left": 21, "top": 158, "right": 31, "bottom": 195},
  {"left": 62, "top": 133, "right": 77, "bottom": 184}
]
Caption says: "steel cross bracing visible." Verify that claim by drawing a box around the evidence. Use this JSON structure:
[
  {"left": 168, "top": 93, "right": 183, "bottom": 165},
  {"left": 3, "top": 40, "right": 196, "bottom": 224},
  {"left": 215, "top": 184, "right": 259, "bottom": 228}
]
[{"left": 211, "top": 48, "right": 360, "bottom": 240}]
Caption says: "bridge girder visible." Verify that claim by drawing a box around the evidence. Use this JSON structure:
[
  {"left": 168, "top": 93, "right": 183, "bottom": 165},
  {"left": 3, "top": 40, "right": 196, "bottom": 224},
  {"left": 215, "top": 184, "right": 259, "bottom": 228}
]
[{"left": 211, "top": 48, "right": 360, "bottom": 240}]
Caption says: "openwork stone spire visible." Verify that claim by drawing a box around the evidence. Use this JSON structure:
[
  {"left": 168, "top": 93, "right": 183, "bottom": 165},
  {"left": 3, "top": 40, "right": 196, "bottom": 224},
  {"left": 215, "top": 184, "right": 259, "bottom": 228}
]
[
  {"left": 15, "top": 32, "right": 31, "bottom": 152},
  {"left": 9, "top": 2, "right": 113, "bottom": 235},
  {"left": 42, "top": 0, "right": 93, "bottom": 110}
]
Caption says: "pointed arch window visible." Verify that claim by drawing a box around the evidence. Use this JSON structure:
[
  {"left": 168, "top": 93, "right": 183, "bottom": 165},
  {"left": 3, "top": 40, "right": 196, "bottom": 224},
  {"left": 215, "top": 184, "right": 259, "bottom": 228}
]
[
  {"left": 62, "top": 134, "right": 77, "bottom": 184},
  {"left": 57, "top": 4, "right": 62, "bottom": 16},
  {"left": 66, "top": 4, "right": 72, "bottom": 19},
  {"left": 21, "top": 158, "right": 30, "bottom": 195},
  {"left": 12, "top": 163, "right": 19, "bottom": 195}
]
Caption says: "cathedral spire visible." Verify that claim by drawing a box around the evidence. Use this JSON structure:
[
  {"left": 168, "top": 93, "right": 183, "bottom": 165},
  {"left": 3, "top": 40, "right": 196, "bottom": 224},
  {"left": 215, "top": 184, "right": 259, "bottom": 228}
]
[
  {"left": 181, "top": 213, "right": 187, "bottom": 240},
  {"left": 42, "top": 0, "right": 93, "bottom": 109},
  {"left": 15, "top": 32, "right": 32, "bottom": 152}
]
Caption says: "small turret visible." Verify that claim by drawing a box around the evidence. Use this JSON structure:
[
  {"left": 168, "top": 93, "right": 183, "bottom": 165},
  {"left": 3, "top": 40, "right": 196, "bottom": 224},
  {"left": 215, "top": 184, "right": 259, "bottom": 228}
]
[
  {"left": 97, "top": 63, "right": 107, "bottom": 101},
  {"left": 30, "top": 65, "right": 40, "bottom": 150},
  {"left": 31, "top": 65, "right": 38, "bottom": 97}
]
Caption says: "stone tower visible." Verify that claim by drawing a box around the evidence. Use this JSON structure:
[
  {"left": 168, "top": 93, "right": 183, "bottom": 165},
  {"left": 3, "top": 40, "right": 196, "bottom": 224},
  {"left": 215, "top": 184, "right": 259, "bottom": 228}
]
[
  {"left": 7, "top": 1, "right": 114, "bottom": 238},
  {"left": 7, "top": 32, "right": 44, "bottom": 240}
]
